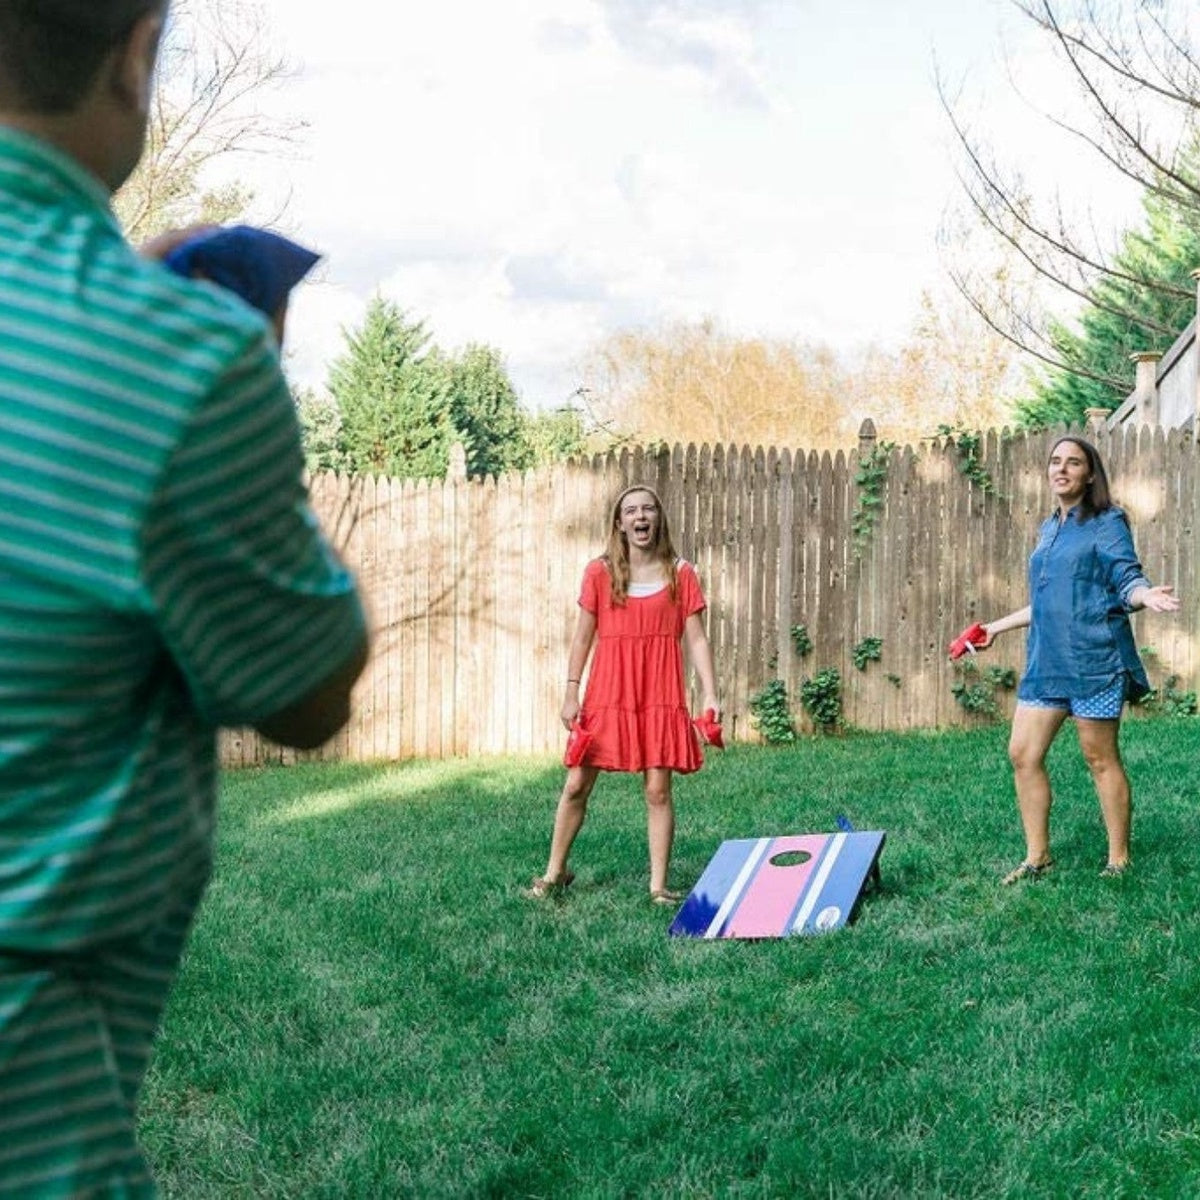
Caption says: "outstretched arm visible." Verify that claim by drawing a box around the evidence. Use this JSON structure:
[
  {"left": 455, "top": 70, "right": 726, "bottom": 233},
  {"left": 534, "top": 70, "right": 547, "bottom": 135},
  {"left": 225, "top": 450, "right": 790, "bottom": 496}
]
[
  {"left": 1096, "top": 509, "right": 1179, "bottom": 614},
  {"left": 683, "top": 612, "right": 720, "bottom": 720}
]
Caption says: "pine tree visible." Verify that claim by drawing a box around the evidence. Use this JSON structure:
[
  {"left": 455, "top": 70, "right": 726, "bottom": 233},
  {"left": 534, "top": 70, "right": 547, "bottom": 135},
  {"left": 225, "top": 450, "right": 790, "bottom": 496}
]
[
  {"left": 324, "top": 298, "right": 591, "bottom": 479},
  {"left": 327, "top": 298, "right": 455, "bottom": 479}
]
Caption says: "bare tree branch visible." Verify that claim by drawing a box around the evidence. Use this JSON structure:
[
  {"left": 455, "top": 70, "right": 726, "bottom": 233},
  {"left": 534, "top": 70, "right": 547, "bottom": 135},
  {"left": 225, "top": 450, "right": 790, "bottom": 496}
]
[
  {"left": 1012, "top": 0, "right": 1200, "bottom": 113},
  {"left": 946, "top": 265, "right": 1130, "bottom": 389},
  {"left": 1030, "top": 1, "right": 1200, "bottom": 205},
  {"left": 938, "top": 74, "right": 1191, "bottom": 301},
  {"left": 939, "top": 1, "right": 1200, "bottom": 407},
  {"left": 114, "top": 0, "right": 304, "bottom": 241}
]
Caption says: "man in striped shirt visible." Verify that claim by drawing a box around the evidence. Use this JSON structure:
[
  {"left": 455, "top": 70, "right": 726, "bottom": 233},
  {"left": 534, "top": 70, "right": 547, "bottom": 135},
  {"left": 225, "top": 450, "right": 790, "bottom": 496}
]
[{"left": 0, "top": 3, "right": 369, "bottom": 1194}]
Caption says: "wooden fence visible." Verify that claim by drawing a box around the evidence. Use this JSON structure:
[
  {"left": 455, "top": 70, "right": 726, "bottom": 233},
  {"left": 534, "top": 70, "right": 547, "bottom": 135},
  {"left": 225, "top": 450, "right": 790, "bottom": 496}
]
[{"left": 219, "top": 421, "right": 1200, "bottom": 766}]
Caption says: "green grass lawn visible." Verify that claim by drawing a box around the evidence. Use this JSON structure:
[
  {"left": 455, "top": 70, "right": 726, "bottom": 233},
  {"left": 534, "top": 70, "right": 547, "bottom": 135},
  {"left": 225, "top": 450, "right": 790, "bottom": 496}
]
[{"left": 139, "top": 720, "right": 1200, "bottom": 1198}]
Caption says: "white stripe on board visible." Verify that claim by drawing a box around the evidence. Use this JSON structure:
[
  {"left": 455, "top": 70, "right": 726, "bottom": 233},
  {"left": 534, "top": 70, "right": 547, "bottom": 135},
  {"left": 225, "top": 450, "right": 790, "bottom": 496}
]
[
  {"left": 704, "top": 837, "right": 772, "bottom": 938},
  {"left": 790, "top": 833, "right": 847, "bottom": 933}
]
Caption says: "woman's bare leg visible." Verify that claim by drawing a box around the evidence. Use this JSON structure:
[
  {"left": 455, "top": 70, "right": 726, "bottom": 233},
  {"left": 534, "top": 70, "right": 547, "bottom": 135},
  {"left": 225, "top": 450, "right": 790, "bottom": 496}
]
[
  {"left": 542, "top": 766, "right": 600, "bottom": 882},
  {"left": 644, "top": 768, "right": 675, "bottom": 894},
  {"left": 1075, "top": 716, "right": 1131, "bottom": 867},
  {"left": 1008, "top": 704, "right": 1069, "bottom": 866}
]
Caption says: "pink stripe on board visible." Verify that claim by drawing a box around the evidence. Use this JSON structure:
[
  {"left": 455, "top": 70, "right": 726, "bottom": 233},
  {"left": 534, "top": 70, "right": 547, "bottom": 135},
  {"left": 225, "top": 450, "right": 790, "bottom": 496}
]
[{"left": 722, "top": 834, "right": 830, "bottom": 938}]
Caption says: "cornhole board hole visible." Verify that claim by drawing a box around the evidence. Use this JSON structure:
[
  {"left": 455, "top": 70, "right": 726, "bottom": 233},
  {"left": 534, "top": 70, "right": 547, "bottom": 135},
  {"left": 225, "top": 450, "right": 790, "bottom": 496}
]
[{"left": 668, "top": 832, "right": 885, "bottom": 939}]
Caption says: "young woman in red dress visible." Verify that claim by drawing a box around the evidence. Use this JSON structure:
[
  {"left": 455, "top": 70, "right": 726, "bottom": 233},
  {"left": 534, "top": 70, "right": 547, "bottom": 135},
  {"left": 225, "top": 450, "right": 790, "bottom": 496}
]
[{"left": 527, "top": 484, "right": 720, "bottom": 904}]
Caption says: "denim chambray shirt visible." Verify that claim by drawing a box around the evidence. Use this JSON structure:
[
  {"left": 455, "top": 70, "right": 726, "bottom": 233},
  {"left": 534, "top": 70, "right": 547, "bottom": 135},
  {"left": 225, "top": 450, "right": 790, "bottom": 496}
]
[{"left": 1019, "top": 505, "right": 1151, "bottom": 703}]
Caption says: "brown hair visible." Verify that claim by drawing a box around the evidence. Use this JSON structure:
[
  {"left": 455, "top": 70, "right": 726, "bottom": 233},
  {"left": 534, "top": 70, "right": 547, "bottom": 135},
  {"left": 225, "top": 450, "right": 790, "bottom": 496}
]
[
  {"left": 603, "top": 483, "right": 679, "bottom": 605},
  {"left": 1049, "top": 436, "right": 1113, "bottom": 521}
]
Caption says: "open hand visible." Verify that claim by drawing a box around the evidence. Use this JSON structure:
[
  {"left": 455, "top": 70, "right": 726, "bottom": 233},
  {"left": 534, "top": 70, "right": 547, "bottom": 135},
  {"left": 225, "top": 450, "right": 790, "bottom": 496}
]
[{"left": 1138, "top": 584, "right": 1181, "bottom": 613}]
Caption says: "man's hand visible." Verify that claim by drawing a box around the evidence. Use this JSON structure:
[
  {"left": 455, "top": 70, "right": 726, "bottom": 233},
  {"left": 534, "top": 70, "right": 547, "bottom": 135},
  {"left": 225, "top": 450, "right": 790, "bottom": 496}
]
[{"left": 136, "top": 224, "right": 217, "bottom": 261}]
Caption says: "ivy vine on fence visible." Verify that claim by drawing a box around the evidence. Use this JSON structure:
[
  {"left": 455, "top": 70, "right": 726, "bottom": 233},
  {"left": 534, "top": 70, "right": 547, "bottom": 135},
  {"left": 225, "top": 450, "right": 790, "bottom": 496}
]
[
  {"left": 937, "top": 423, "right": 1001, "bottom": 498},
  {"left": 852, "top": 636, "right": 883, "bottom": 671},
  {"left": 800, "top": 668, "right": 843, "bottom": 732},
  {"left": 951, "top": 659, "right": 1016, "bottom": 720},
  {"left": 850, "top": 440, "right": 895, "bottom": 558},
  {"left": 748, "top": 661, "right": 797, "bottom": 744},
  {"left": 790, "top": 624, "right": 813, "bottom": 658},
  {"left": 748, "top": 636, "right": 845, "bottom": 740}
]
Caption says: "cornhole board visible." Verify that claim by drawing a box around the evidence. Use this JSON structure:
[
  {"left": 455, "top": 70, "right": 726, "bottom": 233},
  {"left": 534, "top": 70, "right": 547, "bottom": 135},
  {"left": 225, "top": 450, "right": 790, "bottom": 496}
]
[{"left": 668, "top": 831, "right": 885, "bottom": 939}]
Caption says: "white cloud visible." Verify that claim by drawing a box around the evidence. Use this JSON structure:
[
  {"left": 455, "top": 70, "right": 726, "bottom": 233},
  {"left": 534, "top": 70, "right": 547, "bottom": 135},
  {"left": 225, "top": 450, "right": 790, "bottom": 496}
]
[{"left": 230, "top": 0, "right": 1146, "bottom": 409}]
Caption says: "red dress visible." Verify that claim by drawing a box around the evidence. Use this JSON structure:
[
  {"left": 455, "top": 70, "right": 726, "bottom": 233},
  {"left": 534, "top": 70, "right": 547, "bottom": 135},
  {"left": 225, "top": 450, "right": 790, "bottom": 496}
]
[{"left": 573, "top": 558, "right": 706, "bottom": 774}]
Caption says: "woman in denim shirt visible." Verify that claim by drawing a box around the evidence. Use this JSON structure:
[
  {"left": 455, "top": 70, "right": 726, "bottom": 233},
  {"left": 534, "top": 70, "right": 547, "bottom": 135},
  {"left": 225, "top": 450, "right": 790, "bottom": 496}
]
[{"left": 977, "top": 437, "right": 1180, "bottom": 884}]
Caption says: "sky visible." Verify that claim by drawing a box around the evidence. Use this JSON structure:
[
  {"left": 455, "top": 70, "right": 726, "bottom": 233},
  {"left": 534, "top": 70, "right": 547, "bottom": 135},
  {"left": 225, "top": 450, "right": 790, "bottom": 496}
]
[{"left": 214, "top": 0, "right": 1129, "bottom": 409}]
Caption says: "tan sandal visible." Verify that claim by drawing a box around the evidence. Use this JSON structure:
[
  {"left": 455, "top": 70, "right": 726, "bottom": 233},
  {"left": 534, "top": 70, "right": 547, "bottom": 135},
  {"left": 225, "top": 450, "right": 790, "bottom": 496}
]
[
  {"left": 523, "top": 871, "right": 575, "bottom": 899},
  {"left": 650, "top": 888, "right": 683, "bottom": 906},
  {"left": 1001, "top": 860, "right": 1054, "bottom": 886}
]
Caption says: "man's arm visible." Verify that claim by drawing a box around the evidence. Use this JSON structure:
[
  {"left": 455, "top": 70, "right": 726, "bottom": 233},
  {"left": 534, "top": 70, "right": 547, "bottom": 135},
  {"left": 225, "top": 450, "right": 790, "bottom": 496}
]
[
  {"left": 254, "top": 632, "right": 369, "bottom": 749},
  {"left": 141, "top": 320, "right": 368, "bottom": 741}
]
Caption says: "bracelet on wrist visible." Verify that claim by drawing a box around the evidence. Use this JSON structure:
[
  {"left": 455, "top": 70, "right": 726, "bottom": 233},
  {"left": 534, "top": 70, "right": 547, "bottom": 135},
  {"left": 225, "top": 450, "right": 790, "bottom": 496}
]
[{"left": 567, "top": 678, "right": 580, "bottom": 684}]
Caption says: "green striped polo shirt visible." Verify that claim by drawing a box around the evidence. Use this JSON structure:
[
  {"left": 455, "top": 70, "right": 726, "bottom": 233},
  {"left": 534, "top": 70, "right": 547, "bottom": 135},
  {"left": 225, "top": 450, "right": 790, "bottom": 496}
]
[{"left": 0, "top": 127, "right": 366, "bottom": 953}]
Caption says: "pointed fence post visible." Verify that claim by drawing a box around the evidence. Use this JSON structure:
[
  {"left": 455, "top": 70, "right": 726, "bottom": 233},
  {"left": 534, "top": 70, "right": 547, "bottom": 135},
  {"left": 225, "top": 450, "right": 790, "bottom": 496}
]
[{"left": 858, "top": 418, "right": 877, "bottom": 459}]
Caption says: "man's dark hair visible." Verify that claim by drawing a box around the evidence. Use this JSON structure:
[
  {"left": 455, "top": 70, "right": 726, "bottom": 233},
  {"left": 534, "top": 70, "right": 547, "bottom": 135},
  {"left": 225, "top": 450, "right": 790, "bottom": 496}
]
[{"left": 0, "top": 1, "right": 164, "bottom": 113}]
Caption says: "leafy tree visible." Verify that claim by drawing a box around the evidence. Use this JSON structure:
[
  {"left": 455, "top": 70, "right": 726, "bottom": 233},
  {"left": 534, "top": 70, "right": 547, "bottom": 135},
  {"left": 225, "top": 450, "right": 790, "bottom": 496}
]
[
  {"left": 437, "top": 345, "right": 591, "bottom": 475},
  {"left": 582, "top": 319, "right": 855, "bottom": 451},
  {"left": 1018, "top": 160, "right": 1200, "bottom": 426},
  {"left": 524, "top": 406, "right": 589, "bottom": 466},
  {"left": 437, "top": 344, "right": 532, "bottom": 478},
  {"left": 848, "top": 287, "right": 1019, "bottom": 444},
  {"left": 294, "top": 388, "right": 347, "bottom": 474},
  {"left": 580, "top": 310, "right": 1017, "bottom": 453},
  {"left": 322, "top": 301, "right": 592, "bottom": 480},
  {"left": 327, "top": 298, "right": 456, "bottom": 479}
]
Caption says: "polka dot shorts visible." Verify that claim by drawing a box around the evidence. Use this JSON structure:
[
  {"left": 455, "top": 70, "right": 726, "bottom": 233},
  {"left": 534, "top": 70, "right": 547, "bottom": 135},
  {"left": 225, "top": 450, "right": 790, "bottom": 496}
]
[{"left": 1021, "top": 676, "right": 1127, "bottom": 720}]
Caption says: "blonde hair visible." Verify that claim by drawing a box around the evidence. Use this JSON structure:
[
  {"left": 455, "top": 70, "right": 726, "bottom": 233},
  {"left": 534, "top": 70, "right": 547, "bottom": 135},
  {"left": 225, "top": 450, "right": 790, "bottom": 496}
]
[{"left": 603, "top": 483, "right": 679, "bottom": 605}]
